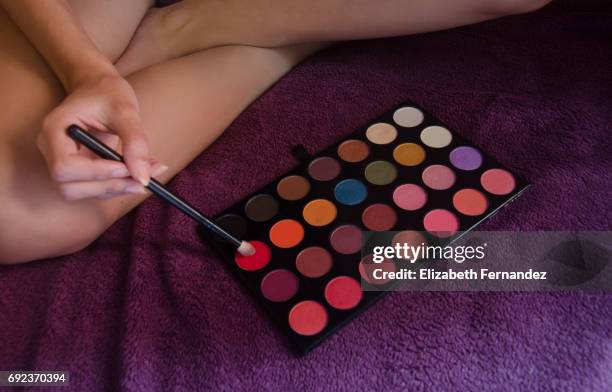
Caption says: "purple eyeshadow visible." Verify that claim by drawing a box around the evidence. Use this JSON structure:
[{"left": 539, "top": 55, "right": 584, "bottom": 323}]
[{"left": 449, "top": 146, "right": 483, "bottom": 171}]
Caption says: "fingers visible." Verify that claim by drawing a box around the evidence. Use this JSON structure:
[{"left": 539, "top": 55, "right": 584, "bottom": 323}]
[
  {"left": 57, "top": 162, "right": 169, "bottom": 200},
  {"left": 60, "top": 178, "right": 146, "bottom": 200},
  {"left": 111, "top": 109, "right": 152, "bottom": 186},
  {"left": 48, "top": 156, "right": 130, "bottom": 182}
]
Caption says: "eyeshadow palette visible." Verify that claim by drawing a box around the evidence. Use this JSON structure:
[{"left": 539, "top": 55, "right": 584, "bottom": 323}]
[{"left": 200, "top": 101, "right": 528, "bottom": 354}]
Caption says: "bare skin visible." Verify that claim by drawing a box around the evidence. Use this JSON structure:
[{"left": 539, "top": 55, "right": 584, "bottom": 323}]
[
  {"left": 0, "top": 0, "right": 551, "bottom": 263},
  {"left": 0, "top": 1, "right": 320, "bottom": 263},
  {"left": 117, "top": 0, "right": 551, "bottom": 75}
]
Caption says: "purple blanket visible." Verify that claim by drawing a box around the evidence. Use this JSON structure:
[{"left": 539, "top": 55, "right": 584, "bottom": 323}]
[{"left": 1, "top": 2, "right": 611, "bottom": 390}]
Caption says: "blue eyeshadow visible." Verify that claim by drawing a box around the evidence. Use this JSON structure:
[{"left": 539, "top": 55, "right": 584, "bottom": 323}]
[{"left": 334, "top": 179, "right": 368, "bottom": 205}]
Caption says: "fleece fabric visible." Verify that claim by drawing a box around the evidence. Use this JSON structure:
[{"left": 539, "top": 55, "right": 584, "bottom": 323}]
[{"left": 1, "top": 1, "right": 610, "bottom": 390}]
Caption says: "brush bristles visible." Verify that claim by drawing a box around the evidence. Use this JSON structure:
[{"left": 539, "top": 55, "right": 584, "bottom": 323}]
[{"left": 237, "top": 241, "right": 256, "bottom": 256}]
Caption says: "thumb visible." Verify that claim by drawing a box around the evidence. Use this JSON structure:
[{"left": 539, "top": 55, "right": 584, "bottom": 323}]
[{"left": 112, "top": 109, "right": 151, "bottom": 186}]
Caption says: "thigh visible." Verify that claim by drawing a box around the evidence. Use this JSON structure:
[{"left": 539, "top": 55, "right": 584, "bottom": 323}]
[
  {"left": 0, "top": 0, "right": 150, "bottom": 261},
  {"left": 0, "top": 17, "right": 319, "bottom": 262},
  {"left": 99, "top": 43, "right": 321, "bottom": 221}
]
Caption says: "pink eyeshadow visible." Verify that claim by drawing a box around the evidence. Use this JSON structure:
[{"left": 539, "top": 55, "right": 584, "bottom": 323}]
[
  {"left": 392, "top": 184, "right": 428, "bottom": 211},
  {"left": 423, "top": 209, "right": 459, "bottom": 237},
  {"left": 421, "top": 165, "right": 456, "bottom": 190},
  {"left": 481, "top": 168, "right": 516, "bottom": 195}
]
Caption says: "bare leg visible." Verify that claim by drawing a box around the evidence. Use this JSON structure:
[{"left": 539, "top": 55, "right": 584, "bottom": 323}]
[
  {"left": 0, "top": 3, "right": 320, "bottom": 263},
  {"left": 0, "top": 0, "right": 151, "bottom": 262},
  {"left": 117, "top": 0, "right": 551, "bottom": 75}
]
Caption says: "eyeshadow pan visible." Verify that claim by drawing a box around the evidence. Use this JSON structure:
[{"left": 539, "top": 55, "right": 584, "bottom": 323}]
[
  {"left": 420, "top": 126, "right": 452, "bottom": 148},
  {"left": 393, "top": 184, "right": 428, "bottom": 211},
  {"left": 234, "top": 240, "right": 271, "bottom": 271},
  {"left": 308, "top": 157, "right": 341, "bottom": 181},
  {"left": 453, "top": 188, "right": 488, "bottom": 216},
  {"left": 303, "top": 199, "right": 337, "bottom": 227},
  {"left": 365, "top": 123, "right": 398, "bottom": 145},
  {"left": 337, "top": 139, "right": 370, "bottom": 162},
  {"left": 393, "top": 106, "right": 424, "bottom": 128},
  {"left": 450, "top": 146, "right": 483, "bottom": 171},
  {"left": 334, "top": 179, "right": 368, "bottom": 206},
  {"left": 269, "top": 219, "right": 305, "bottom": 248},
  {"left": 288, "top": 300, "right": 328, "bottom": 336},
  {"left": 481, "top": 168, "right": 516, "bottom": 195},
  {"left": 364, "top": 161, "right": 397, "bottom": 185},
  {"left": 215, "top": 214, "right": 247, "bottom": 239},
  {"left": 277, "top": 175, "right": 310, "bottom": 201},
  {"left": 391, "top": 230, "right": 427, "bottom": 250},
  {"left": 296, "top": 247, "right": 333, "bottom": 278},
  {"left": 324, "top": 276, "right": 362, "bottom": 310},
  {"left": 244, "top": 194, "right": 279, "bottom": 222},
  {"left": 359, "top": 254, "right": 396, "bottom": 285},
  {"left": 361, "top": 204, "right": 397, "bottom": 231},
  {"left": 330, "top": 225, "right": 362, "bottom": 254},
  {"left": 393, "top": 143, "right": 426, "bottom": 167},
  {"left": 260, "top": 269, "right": 299, "bottom": 302},
  {"left": 423, "top": 209, "right": 459, "bottom": 237},
  {"left": 421, "top": 164, "right": 456, "bottom": 190}
]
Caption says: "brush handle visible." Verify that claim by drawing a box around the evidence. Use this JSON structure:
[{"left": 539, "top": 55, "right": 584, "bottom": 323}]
[{"left": 67, "top": 125, "right": 242, "bottom": 248}]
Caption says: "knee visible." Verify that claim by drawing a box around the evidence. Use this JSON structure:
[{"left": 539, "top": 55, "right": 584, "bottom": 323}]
[
  {"left": 481, "top": 0, "right": 552, "bottom": 16},
  {"left": 0, "top": 203, "right": 104, "bottom": 265}
]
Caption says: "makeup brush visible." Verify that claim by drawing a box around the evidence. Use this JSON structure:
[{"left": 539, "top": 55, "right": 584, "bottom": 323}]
[{"left": 67, "top": 125, "right": 255, "bottom": 256}]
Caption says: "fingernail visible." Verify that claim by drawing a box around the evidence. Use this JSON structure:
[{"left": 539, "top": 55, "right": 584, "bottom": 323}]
[
  {"left": 125, "top": 184, "right": 147, "bottom": 194},
  {"left": 133, "top": 160, "right": 150, "bottom": 186},
  {"left": 111, "top": 167, "right": 130, "bottom": 178},
  {"left": 154, "top": 164, "right": 169, "bottom": 176}
]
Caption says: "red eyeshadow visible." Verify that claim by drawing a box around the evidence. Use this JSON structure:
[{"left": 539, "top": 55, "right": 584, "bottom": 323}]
[
  {"left": 260, "top": 269, "right": 299, "bottom": 302},
  {"left": 361, "top": 204, "right": 397, "bottom": 231},
  {"left": 324, "top": 276, "right": 362, "bottom": 310},
  {"left": 288, "top": 301, "right": 328, "bottom": 336},
  {"left": 234, "top": 241, "right": 271, "bottom": 271},
  {"left": 453, "top": 188, "right": 488, "bottom": 216}
]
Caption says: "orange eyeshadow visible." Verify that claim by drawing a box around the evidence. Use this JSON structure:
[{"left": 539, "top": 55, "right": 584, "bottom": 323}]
[{"left": 269, "top": 219, "right": 304, "bottom": 248}]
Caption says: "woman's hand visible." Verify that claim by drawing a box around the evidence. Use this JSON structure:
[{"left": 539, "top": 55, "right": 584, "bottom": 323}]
[
  {"left": 37, "top": 73, "right": 166, "bottom": 200},
  {"left": 0, "top": 0, "right": 166, "bottom": 200}
]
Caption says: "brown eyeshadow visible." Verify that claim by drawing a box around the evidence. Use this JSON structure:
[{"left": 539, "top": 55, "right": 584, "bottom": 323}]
[
  {"left": 308, "top": 157, "right": 341, "bottom": 181},
  {"left": 296, "top": 247, "right": 333, "bottom": 278},
  {"left": 244, "top": 194, "right": 279, "bottom": 222},
  {"left": 276, "top": 175, "right": 310, "bottom": 201},
  {"left": 337, "top": 140, "right": 370, "bottom": 163}
]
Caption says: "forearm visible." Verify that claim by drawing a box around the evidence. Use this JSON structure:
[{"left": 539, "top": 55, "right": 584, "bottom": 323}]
[{"left": 0, "top": 0, "right": 117, "bottom": 91}]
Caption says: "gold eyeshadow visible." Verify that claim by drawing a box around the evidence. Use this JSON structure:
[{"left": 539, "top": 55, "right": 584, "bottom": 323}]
[
  {"left": 393, "top": 143, "right": 426, "bottom": 166},
  {"left": 203, "top": 101, "right": 528, "bottom": 354}
]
